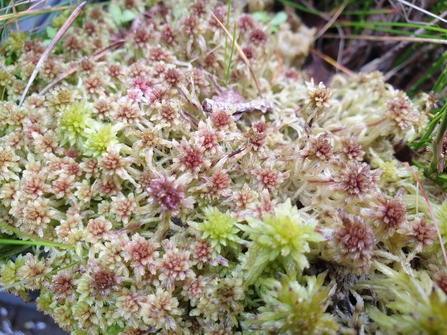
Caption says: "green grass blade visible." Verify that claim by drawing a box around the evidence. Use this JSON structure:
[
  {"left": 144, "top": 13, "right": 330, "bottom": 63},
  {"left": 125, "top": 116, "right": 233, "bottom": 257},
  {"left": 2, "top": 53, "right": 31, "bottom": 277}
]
[
  {"left": 0, "top": 222, "right": 76, "bottom": 249},
  {"left": 0, "top": 5, "right": 75, "bottom": 23},
  {"left": 428, "top": 103, "right": 447, "bottom": 176},
  {"left": 337, "top": 21, "right": 447, "bottom": 34},
  {"left": 225, "top": 22, "right": 237, "bottom": 85},
  {"left": 277, "top": 0, "right": 321, "bottom": 15},
  {"left": 342, "top": 9, "right": 402, "bottom": 15},
  {"left": 353, "top": 0, "right": 374, "bottom": 35},
  {"left": 408, "top": 52, "right": 447, "bottom": 95},
  {"left": 0, "top": 244, "right": 30, "bottom": 262},
  {"left": 223, "top": 0, "right": 232, "bottom": 86},
  {"left": 408, "top": 108, "right": 444, "bottom": 151},
  {"left": 0, "top": 238, "right": 75, "bottom": 249}
]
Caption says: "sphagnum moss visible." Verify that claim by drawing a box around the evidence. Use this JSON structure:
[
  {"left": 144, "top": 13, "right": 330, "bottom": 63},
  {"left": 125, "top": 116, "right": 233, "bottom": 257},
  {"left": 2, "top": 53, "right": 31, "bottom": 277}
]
[{"left": 0, "top": 0, "right": 445, "bottom": 334}]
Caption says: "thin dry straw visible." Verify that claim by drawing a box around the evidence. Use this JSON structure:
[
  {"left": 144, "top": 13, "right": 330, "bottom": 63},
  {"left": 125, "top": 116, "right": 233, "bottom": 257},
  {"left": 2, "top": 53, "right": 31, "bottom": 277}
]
[
  {"left": 18, "top": 1, "right": 87, "bottom": 106},
  {"left": 40, "top": 39, "right": 125, "bottom": 95},
  {"left": 314, "top": 2, "right": 347, "bottom": 40}
]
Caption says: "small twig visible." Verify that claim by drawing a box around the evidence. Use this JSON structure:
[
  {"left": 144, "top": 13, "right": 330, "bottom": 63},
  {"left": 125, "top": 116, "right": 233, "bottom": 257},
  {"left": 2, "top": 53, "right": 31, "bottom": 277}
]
[
  {"left": 209, "top": 10, "right": 263, "bottom": 98},
  {"left": 40, "top": 39, "right": 125, "bottom": 95},
  {"left": 403, "top": 162, "right": 447, "bottom": 269},
  {"left": 19, "top": 1, "right": 87, "bottom": 106}
]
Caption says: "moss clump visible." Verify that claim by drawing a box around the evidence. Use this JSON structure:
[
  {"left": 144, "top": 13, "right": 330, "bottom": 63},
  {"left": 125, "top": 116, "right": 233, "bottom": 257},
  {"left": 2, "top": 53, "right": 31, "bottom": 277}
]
[{"left": 0, "top": 0, "right": 445, "bottom": 334}]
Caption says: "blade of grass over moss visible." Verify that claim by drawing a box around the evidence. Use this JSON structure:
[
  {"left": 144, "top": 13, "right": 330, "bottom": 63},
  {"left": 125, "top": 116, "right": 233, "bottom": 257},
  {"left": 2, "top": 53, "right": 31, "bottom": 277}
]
[
  {"left": 222, "top": 0, "right": 231, "bottom": 85},
  {"left": 0, "top": 238, "right": 75, "bottom": 249},
  {"left": 18, "top": 1, "right": 87, "bottom": 106},
  {"left": 225, "top": 22, "right": 236, "bottom": 86},
  {"left": 210, "top": 10, "right": 262, "bottom": 98},
  {"left": 0, "top": 223, "right": 75, "bottom": 249},
  {"left": 408, "top": 108, "right": 444, "bottom": 151}
]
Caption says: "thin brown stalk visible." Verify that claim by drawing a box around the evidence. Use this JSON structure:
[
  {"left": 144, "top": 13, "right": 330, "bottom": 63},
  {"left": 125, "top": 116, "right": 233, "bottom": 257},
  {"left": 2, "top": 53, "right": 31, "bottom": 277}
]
[
  {"left": 209, "top": 10, "right": 263, "bottom": 98},
  {"left": 270, "top": 49, "right": 282, "bottom": 84},
  {"left": 300, "top": 1, "right": 346, "bottom": 70},
  {"left": 19, "top": 1, "right": 87, "bottom": 106},
  {"left": 9, "top": 0, "right": 20, "bottom": 31},
  {"left": 310, "top": 48, "right": 356, "bottom": 77},
  {"left": 314, "top": 2, "right": 347, "bottom": 40},
  {"left": 40, "top": 39, "right": 125, "bottom": 95}
]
